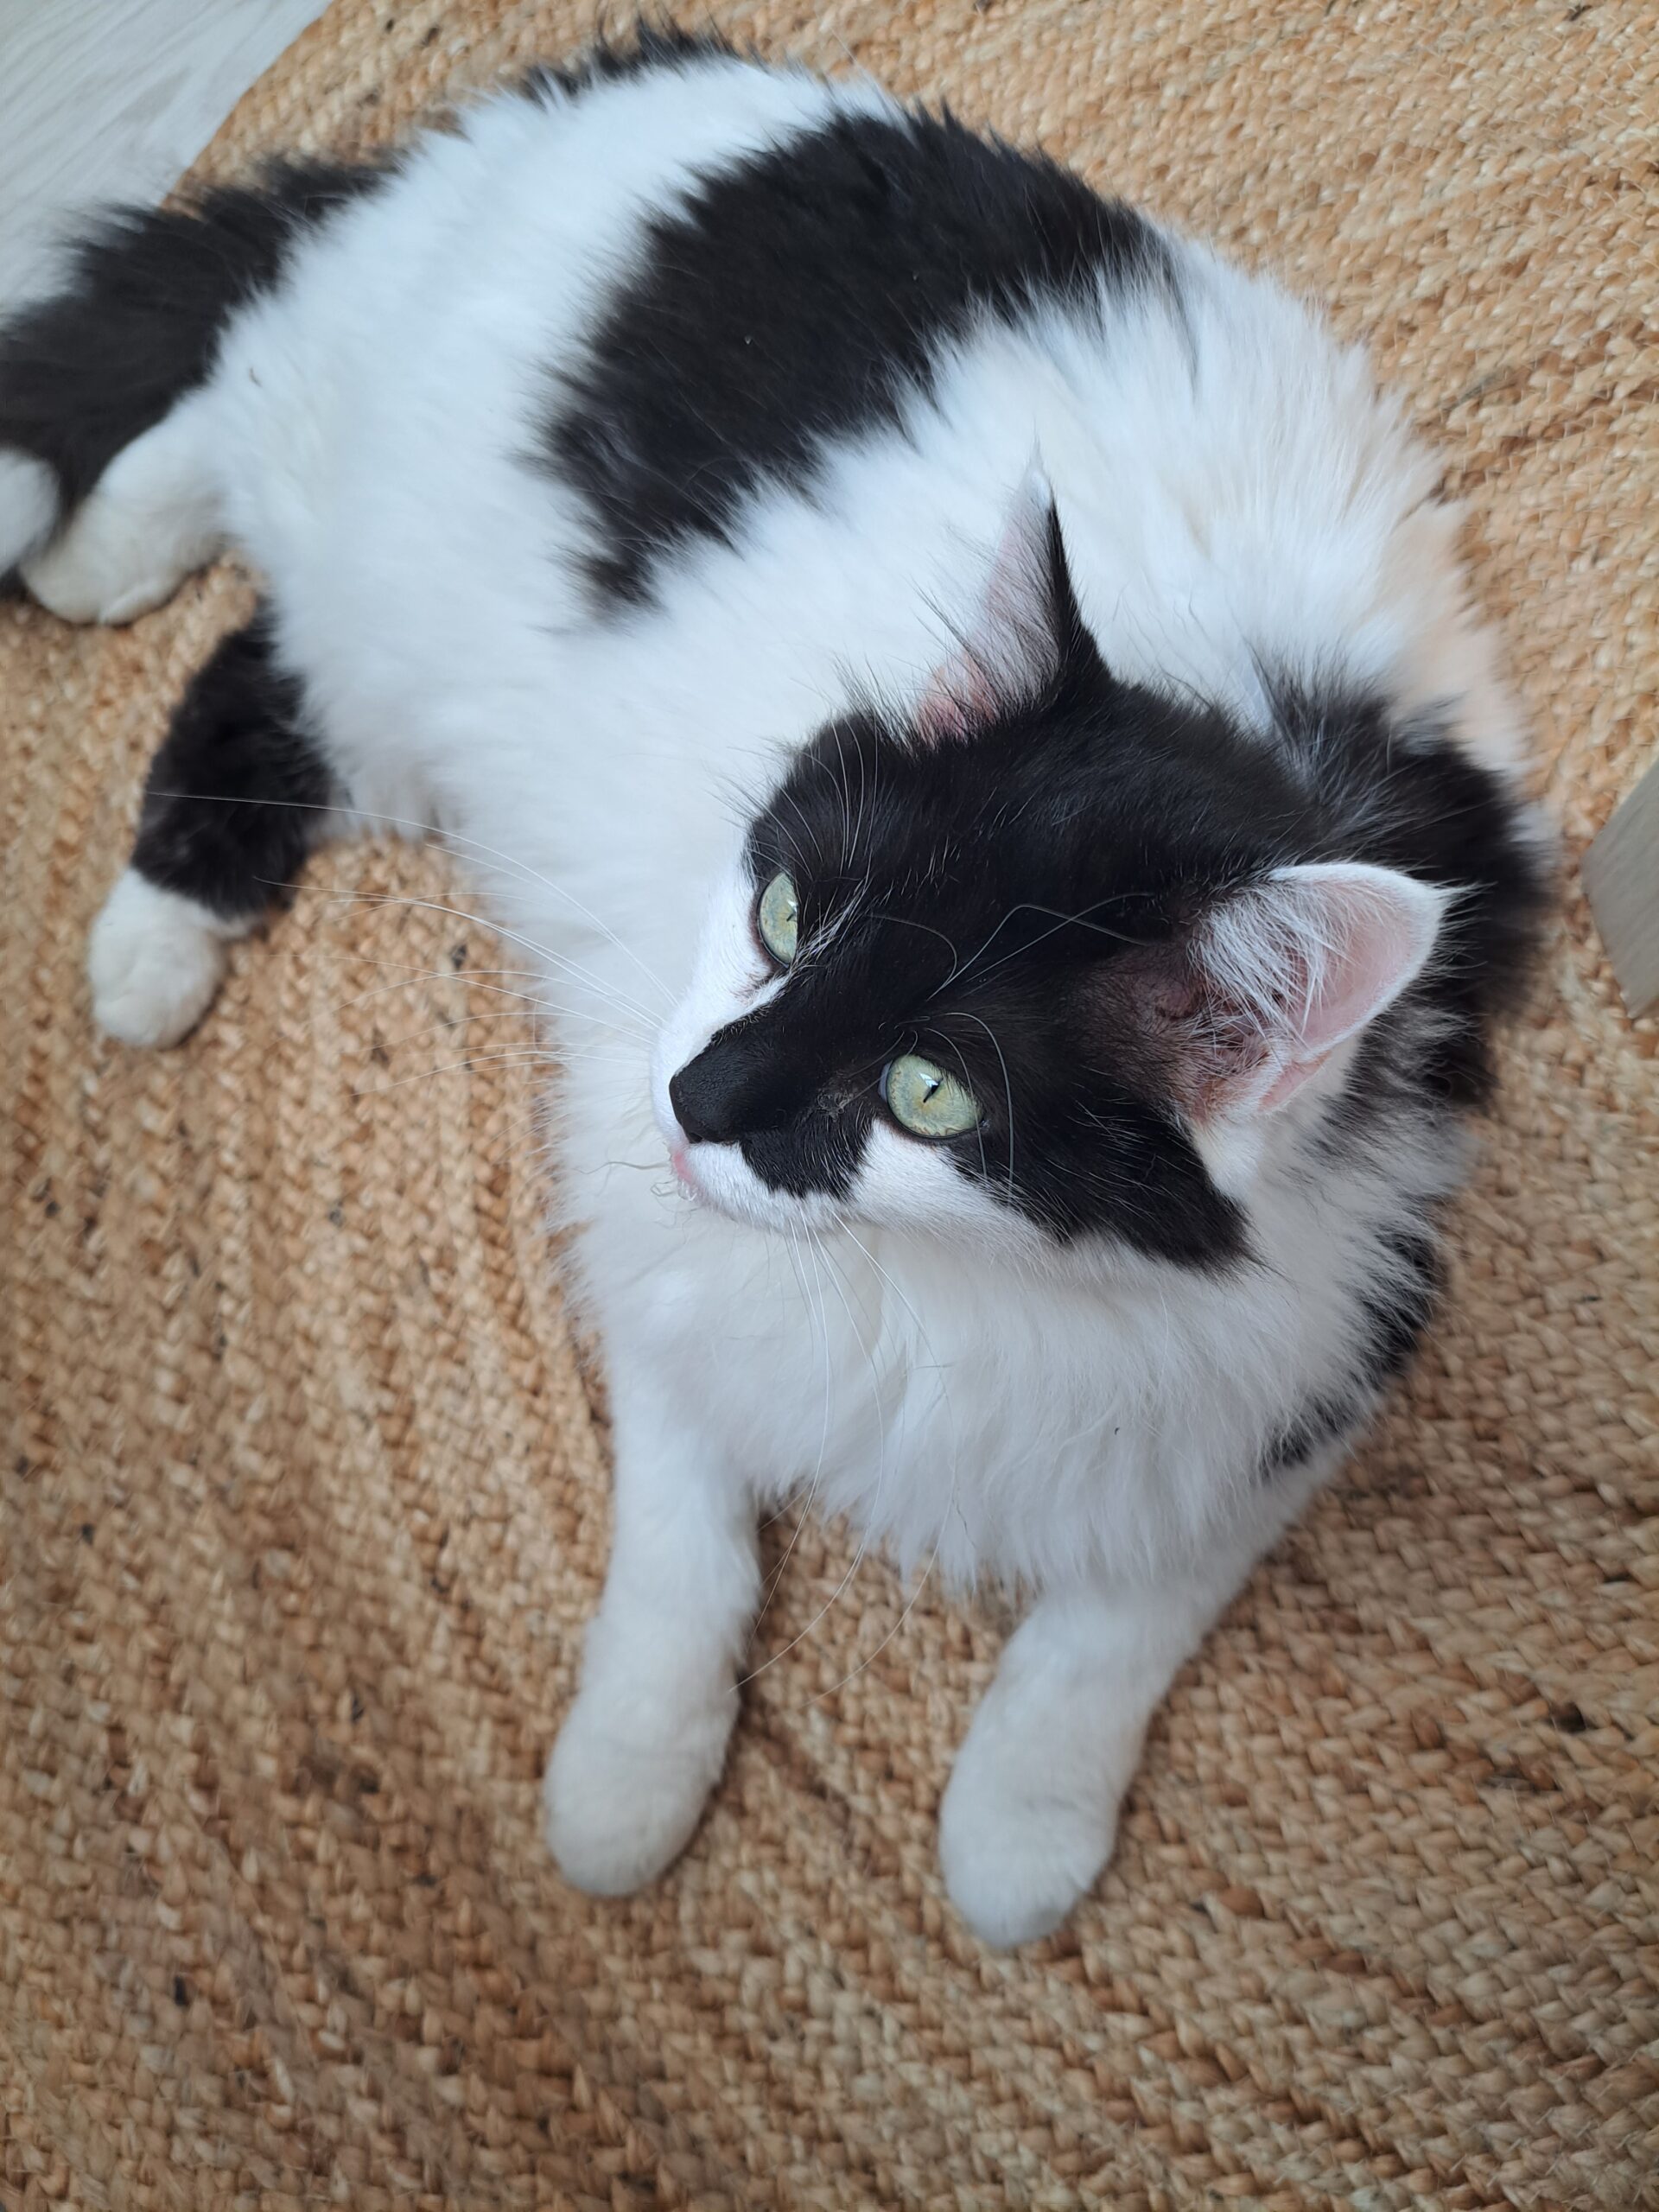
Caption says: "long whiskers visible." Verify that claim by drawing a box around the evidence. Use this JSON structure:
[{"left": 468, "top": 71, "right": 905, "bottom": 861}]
[
  {"left": 298, "top": 885, "right": 661, "bottom": 1034},
  {"left": 349, "top": 1045, "right": 632, "bottom": 1099},
  {"left": 146, "top": 785, "right": 674, "bottom": 1008},
  {"left": 314, "top": 964, "right": 547, "bottom": 1034},
  {"left": 927, "top": 893, "right": 1157, "bottom": 1000},
  {"left": 957, "top": 1011, "right": 1016, "bottom": 1202}
]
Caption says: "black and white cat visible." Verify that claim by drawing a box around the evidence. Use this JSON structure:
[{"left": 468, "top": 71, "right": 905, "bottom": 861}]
[{"left": 1, "top": 29, "right": 1546, "bottom": 1945}]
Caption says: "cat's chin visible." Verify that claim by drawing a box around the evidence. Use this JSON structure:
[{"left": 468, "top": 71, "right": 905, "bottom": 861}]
[{"left": 671, "top": 1139, "right": 847, "bottom": 1238}]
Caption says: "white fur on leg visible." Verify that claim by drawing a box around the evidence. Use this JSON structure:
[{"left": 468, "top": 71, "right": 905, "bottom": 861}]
[
  {"left": 939, "top": 1678, "right": 1131, "bottom": 1949},
  {"left": 0, "top": 450, "right": 59, "bottom": 571},
  {"left": 542, "top": 1370, "right": 760, "bottom": 1895},
  {"left": 939, "top": 1565, "right": 1254, "bottom": 1947},
  {"left": 543, "top": 1674, "right": 739, "bottom": 1896},
  {"left": 22, "top": 398, "right": 220, "bottom": 624},
  {"left": 88, "top": 870, "right": 241, "bottom": 1046}
]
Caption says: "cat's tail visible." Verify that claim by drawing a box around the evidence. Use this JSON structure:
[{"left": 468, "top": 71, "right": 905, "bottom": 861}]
[{"left": 0, "top": 161, "right": 383, "bottom": 602}]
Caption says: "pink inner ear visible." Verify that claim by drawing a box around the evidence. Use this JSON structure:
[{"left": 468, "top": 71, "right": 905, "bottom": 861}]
[
  {"left": 1203, "top": 862, "right": 1448, "bottom": 1116},
  {"left": 913, "top": 650, "right": 1001, "bottom": 744},
  {"left": 912, "top": 460, "right": 1059, "bottom": 747},
  {"left": 1296, "top": 880, "right": 1440, "bottom": 1055}
]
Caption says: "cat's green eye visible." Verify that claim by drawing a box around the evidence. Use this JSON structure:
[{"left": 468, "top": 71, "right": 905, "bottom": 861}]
[
  {"left": 883, "top": 1053, "right": 981, "bottom": 1140},
  {"left": 756, "top": 871, "right": 800, "bottom": 963}
]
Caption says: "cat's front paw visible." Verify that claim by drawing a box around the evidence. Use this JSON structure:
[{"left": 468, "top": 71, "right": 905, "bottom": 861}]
[
  {"left": 543, "top": 1681, "right": 734, "bottom": 1897},
  {"left": 88, "top": 871, "right": 230, "bottom": 1046},
  {"left": 938, "top": 1728, "right": 1121, "bottom": 1948}
]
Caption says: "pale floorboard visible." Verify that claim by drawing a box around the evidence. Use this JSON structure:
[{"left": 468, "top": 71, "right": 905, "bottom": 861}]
[{"left": 0, "top": 0, "right": 328, "bottom": 308}]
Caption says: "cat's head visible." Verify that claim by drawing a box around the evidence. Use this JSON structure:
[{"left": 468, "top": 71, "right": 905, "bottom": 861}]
[{"left": 652, "top": 470, "right": 1446, "bottom": 1268}]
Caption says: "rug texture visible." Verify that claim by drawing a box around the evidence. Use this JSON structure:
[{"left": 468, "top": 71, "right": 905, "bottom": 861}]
[{"left": 3, "top": 3, "right": 1656, "bottom": 2206}]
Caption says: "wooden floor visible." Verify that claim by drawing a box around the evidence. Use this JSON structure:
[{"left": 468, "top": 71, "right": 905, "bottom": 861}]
[{"left": 0, "top": 0, "right": 328, "bottom": 308}]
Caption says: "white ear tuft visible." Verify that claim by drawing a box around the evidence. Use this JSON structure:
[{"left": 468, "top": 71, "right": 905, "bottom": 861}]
[
  {"left": 915, "top": 461, "right": 1063, "bottom": 744},
  {"left": 1194, "top": 861, "right": 1448, "bottom": 1116}
]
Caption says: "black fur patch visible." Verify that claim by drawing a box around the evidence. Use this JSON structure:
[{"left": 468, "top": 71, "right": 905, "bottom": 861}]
[
  {"left": 543, "top": 103, "right": 1169, "bottom": 606},
  {"left": 0, "top": 160, "right": 385, "bottom": 520},
  {"left": 132, "top": 610, "right": 333, "bottom": 920},
  {"left": 1267, "top": 682, "right": 1551, "bottom": 1119},
  {"left": 1360, "top": 1230, "right": 1445, "bottom": 1388},
  {"left": 1257, "top": 1395, "right": 1359, "bottom": 1481},
  {"left": 670, "top": 1001, "right": 876, "bottom": 1204},
  {"left": 670, "top": 518, "right": 1260, "bottom": 1262}
]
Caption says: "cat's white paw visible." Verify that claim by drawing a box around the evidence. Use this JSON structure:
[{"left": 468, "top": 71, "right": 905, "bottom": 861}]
[
  {"left": 22, "top": 494, "right": 212, "bottom": 625},
  {"left": 543, "top": 1681, "right": 734, "bottom": 1897},
  {"left": 88, "top": 871, "right": 232, "bottom": 1047},
  {"left": 938, "top": 1729, "right": 1121, "bottom": 1948},
  {"left": 25, "top": 537, "right": 180, "bottom": 626},
  {"left": 20, "top": 409, "right": 219, "bottom": 624}
]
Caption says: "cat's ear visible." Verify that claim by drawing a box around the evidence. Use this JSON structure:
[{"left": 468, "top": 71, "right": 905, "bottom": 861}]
[
  {"left": 1159, "top": 862, "right": 1449, "bottom": 1123},
  {"left": 915, "top": 463, "right": 1096, "bottom": 743}
]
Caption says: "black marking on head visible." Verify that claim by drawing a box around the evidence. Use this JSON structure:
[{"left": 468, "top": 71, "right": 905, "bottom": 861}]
[
  {"left": 131, "top": 607, "right": 334, "bottom": 921},
  {"left": 543, "top": 104, "right": 1170, "bottom": 607},
  {"left": 0, "top": 159, "right": 387, "bottom": 522},
  {"left": 669, "top": 512, "right": 1260, "bottom": 1260},
  {"left": 667, "top": 518, "right": 1547, "bottom": 1269}
]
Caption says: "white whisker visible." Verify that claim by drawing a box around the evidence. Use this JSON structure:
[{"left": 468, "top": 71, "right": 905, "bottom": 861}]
[
  {"left": 350, "top": 1046, "right": 630, "bottom": 1098},
  {"left": 145, "top": 785, "right": 673, "bottom": 1007},
  {"left": 957, "top": 1011, "right": 1016, "bottom": 1201},
  {"left": 295, "top": 883, "right": 663, "bottom": 1031}
]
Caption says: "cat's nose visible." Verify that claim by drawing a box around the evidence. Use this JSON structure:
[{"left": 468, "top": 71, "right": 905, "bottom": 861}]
[
  {"left": 668, "top": 1049, "right": 743, "bottom": 1145},
  {"left": 668, "top": 1065, "right": 720, "bottom": 1143},
  {"left": 669, "top": 1028, "right": 790, "bottom": 1145}
]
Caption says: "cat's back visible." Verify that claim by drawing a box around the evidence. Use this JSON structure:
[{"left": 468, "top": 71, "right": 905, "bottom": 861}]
[
  {"left": 205, "top": 34, "right": 1520, "bottom": 819},
  {"left": 205, "top": 38, "right": 880, "bottom": 573},
  {"left": 207, "top": 38, "right": 1183, "bottom": 766}
]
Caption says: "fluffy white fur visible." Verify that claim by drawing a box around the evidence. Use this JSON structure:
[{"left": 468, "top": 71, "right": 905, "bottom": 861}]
[{"left": 25, "top": 54, "right": 1532, "bottom": 1943}]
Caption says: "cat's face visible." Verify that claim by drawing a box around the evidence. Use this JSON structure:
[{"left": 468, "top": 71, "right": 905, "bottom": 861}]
[{"left": 653, "top": 479, "right": 1444, "bottom": 1267}]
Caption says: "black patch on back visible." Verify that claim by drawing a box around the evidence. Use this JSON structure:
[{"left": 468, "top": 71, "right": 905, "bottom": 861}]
[
  {"left": 543, "top": 105, "right": 1169, "bottom": 606},
  {"left": 1361, "top": 1230, "right": 1445, "bottom": 1387},
  {"left": 132, "top": 608, "right": 334, "bottom": 920},
  {"left": 0, "top": 159, "right": 385, "bottom": 519}
]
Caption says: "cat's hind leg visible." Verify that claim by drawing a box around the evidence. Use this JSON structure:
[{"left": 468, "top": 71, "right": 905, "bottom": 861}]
[
  {"left": 21, "top": 391, "right": 221, "bottom": 625},
  {"left": 91, "top": 608, "right": 338, "bottom": 1046},
  {"left": 0, "top": 162, "right": 382, "bottom": 610}
]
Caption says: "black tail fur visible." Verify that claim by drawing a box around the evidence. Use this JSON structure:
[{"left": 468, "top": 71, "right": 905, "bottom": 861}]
[{"left": 0, "top": 161, "right": 385, "bottom": 529}]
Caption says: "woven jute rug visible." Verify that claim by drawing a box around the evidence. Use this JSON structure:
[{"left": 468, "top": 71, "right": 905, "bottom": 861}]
[{"left": 3, "top": 3, "right": 1656, "bottom": 2205}]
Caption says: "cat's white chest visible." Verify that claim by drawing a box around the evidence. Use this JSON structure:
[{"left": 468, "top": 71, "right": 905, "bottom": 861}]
[{"left": 588, "top": 1196, "right": 1241, "bottom": 1592}]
